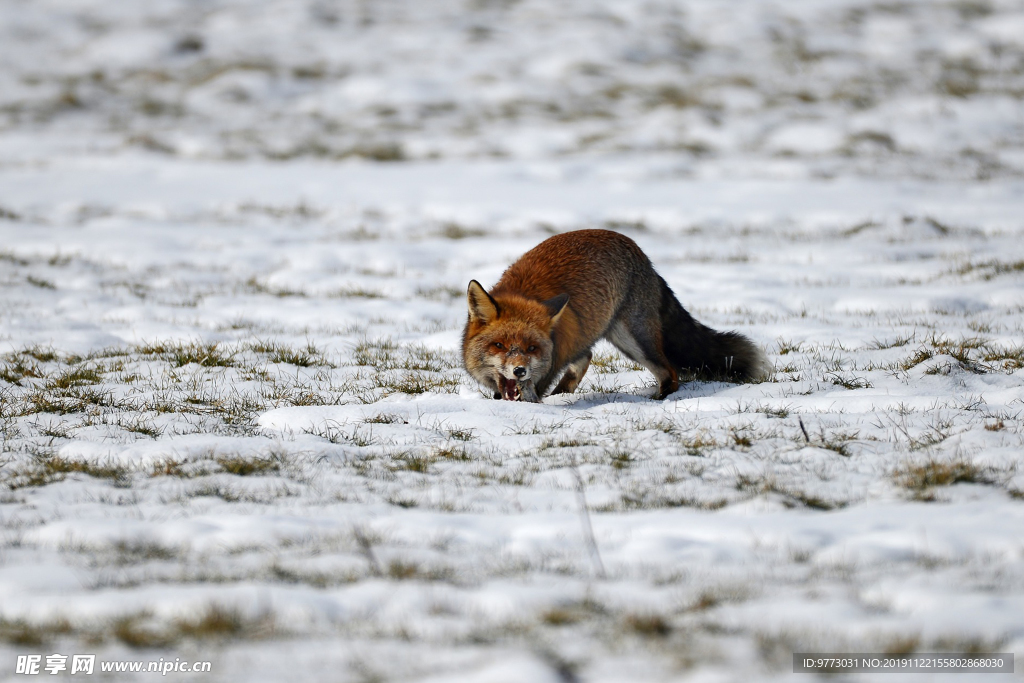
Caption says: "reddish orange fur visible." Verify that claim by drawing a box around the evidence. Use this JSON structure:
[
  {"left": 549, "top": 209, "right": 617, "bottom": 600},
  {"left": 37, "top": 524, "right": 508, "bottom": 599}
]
[{"left": 463, "top": 229, "right": 767, "bottom": 401}]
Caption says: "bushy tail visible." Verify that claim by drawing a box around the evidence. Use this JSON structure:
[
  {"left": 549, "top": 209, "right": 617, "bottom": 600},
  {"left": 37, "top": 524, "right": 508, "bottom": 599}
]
[{"left": 657, "top": 276, "right": 769, "bottom": 382}]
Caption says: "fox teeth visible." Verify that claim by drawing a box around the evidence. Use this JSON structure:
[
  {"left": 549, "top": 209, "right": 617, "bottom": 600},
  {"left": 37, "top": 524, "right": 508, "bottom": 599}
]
[{"left": 500, "top": 377, "right": 519, "bottom": 401}]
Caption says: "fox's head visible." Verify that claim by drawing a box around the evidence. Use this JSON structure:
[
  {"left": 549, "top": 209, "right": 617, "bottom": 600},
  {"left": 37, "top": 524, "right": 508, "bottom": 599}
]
[{"left": 463, "top": 280, "right": 568, "bottom": 400}]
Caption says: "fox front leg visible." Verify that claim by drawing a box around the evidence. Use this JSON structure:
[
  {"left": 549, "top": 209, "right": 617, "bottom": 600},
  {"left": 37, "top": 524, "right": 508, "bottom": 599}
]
[{"left": 518, "top": 380, "right": 540, "bottom": 403}]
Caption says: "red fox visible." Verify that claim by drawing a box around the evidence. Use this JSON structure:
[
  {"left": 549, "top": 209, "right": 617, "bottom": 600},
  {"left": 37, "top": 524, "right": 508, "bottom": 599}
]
[{"left": 462, "top": 229, "right": 768, "bottom": 401}]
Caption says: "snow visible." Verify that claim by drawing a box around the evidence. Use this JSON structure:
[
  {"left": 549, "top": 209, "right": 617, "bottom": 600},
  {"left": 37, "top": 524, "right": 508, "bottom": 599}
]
[{"left": 2, "top": 0, "right": 1024, "bottom": 681}]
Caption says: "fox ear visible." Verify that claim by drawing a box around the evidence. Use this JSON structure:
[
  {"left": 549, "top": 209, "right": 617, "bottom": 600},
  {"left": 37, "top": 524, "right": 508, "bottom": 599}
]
[
  {"left": 467, "top": 280, "right": 499, "bottom": 323},
  {"left": 542, "top": 293, "right": 569, "bottom": 324}
]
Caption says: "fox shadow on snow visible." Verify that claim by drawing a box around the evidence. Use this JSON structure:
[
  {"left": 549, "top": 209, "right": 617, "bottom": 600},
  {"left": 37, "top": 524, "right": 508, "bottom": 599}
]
[{"left": 550, "top": 380, "right": 743, "bottom": 409}]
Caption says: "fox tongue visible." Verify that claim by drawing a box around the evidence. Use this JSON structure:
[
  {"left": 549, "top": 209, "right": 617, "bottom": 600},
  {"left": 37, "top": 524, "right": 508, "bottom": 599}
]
[{"left": 500, "top": 377, "right": 519, "bottom": 401}]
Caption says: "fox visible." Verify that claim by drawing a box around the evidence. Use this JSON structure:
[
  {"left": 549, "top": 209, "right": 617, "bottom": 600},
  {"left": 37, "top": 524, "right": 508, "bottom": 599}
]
[{"left": 462, "top": 229, "right": 768, "bottom": 402}]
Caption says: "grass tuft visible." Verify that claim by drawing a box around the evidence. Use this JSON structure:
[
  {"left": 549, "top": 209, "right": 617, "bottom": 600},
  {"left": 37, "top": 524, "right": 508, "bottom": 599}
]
[
  {"left": 826, "top": 372, "right": 872, "bottom": 389},
  {"left": 894, "top": 458, "right": 995, "bottom": 498},
  {"left": 622, "top": 613, "right": 672, "bottom": 638},
  {"left": 264, "top": 341, "right": 332, "bottom": 367},
  {"left": 983, "top": 345, "right": 1024, "bottom": 371},
  {"left": 217, "top": 454, "right": 280, "bottom": 476},
  {"left": 0, "top": 618, "right": 72, "bottom": 646},
  {"left": 46, "top": 366, "right": 102, "bottom": 389},
  {"left": 137, "top": 340, "right": 238, "bottom": 368},
  {"left": 7, "top": 456, "right": 130, "bottom": 489},
  {"left": 175, "top": 606, "right": 249, "bottom": 639},
  {"left": 0, "top": 356, "right": 44, "bottom": 385}
]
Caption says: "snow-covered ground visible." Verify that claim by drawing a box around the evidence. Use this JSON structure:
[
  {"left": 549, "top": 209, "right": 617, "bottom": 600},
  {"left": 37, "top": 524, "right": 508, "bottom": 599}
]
[{"left": 2, "top": 1, "right": 1024, "bottom": 682}]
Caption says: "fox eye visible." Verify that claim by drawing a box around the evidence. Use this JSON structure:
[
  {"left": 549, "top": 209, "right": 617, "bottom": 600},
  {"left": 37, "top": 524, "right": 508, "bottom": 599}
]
[
  {"left": 527, "top": 345, "right": 537, "bottom": 353},
  {"left": 493, "top": 342, "right": 504, "bottom": 350}
]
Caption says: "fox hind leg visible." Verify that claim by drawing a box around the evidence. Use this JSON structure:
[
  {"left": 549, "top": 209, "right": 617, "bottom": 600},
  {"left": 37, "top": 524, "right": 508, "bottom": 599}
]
[
  {"left": 551, "top": 351, "right": 592, "bottom": 395},
  {"left": 606, "top": 320, "right": 679, "bottom": 399}
]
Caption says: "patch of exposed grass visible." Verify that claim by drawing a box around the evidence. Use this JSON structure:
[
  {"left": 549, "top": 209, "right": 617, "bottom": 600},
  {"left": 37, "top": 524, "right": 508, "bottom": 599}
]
[
  {"left": 0, "top": 207, "right": 23, "bottom": 222},
  {"left": 328, "top": 286, "right": 385, "bottom": 299},
  {"left": 433, "top": 444, "right": 471, "bottom": 461},
  {"left": 400, "top": 346, "right": 459, "bottom": 372},
  {"left": 683, "top": 585, "right": 751, "bottom": 612},
  {"left": 23, "top": 346, "right": 60, "bottom": 363},
  {"left": 343, "top": 142, "right": 406, "bottom": 162},
  {"left": 111, "top": 540, "right": 179, "bottom": 563},
  {"left": 437, "top": 221, "right": 486, "bottom": 239},
  {"left": 416, "top": 284, "right": 463, "bottom": 300},
  {"left": 385, "top": 559, "right": 453, "bottom": 582},
  {"left": 117, "top": 414, "right": 163, "bottom": 438},
  {"left": 304, "top": 421, "right": 347, "bottom": 444},
  {"left": 365, "top": 413, "right": 406, "bottom": 425},
  {"left": 216, "top": 453, "right": 280, "bottom": 476},
  {"left": 608, "top": 447, "right": 634, "bottom": 469},
  {"left": 776, "top": 339, "right": 804, "bottom": 355},
  {"left": 23, "top": 385, "right": 120, "bottom": 415},
  {"left": 391, "top": 452, "right": 433, "bottom": 474},
  {"left": 43, "top": 456, "right": 128, "bottom": 479},
  {"left": 541, "top": 607, "right": 585, "bottom": 627},
  {"left": 346, "top": 425, "right": 377, "bottom": 447},
  {"left": 900, "top": 348, "right": 934, "bottom": 370},
  {"left": 540, "top": 436, "right": 598, "bottom": 450},
  {"left": 150, "top": 459, "right": 187, "bottom": 477},
  {"left": 984, "top": 418, "right": 1005, "bottom": 432},
  {"left": 26, "top": 275, "right": 56, "bottom": 289},
  {"left": 265, "top": 341, "right": 331, "bottom": 367},
  {"left": 113, "top": 618, "right": 176, "bottom": 649},
  {"left": 443, "top": 426, "right": 473, "bottom": 441},
  {"left": 678, "top": 431, "right": 719, "bottom": 456},
  {"left": 351, "top": 340, "right": 460, "bottom": 374},
  {"left": 236, "top": 200, "right": 324, "bottom": 221},
  {"left": 175, "top": 605, "right": 250, "bottom": 639},
  {"left": 0, "top": 250, "right": 28, "bottom": 264},
  {"left": 136, "top": 340, "right": 238, "bottom": 368},
  {"left": 622, "top": 613, "right": 672, "bottom": 638},
  {"left": 759, "top": 404, "right": 791, "bottom": 419},
  {"left": 983, "top": 345, "right": 1024, "bottom": 371},
  {"left": 244, "top": 277, "right": 306, "bottom": 298},
  {"left": 0, "top": 356, "right": 43, "bottom": 385},
  {"left": 590, "top": 351, "right": 644, "bottom": 374},
  {"left": 7, "top": 456, "right": 130, "bottom": 489},
  {"left": 540, "top": 598, "right": 605, "bottom": 627},
  {"left": 894, "top": 458, "right": 996, "bottom": 498},
  {"left": 800, "top": 425, "right": 860, "bottom": 457},
  {"left": 0, "top": 618, "right": 72, "bottom": 646},
  {"left": 36, "top": 419, "right": 74, "bottom": 439},
  {"left": 626, "top": 417, "right": 677, "bottom": 434},
  {"left": 786, "top": 490, "right": 847, "bottom": 511},
  {"left": 352, "top": 338, "right": 400, "bottom": 370},
  {"left": 737, "top": 474, "right": 846, "bottom": 510},
  {"left": 113, "top": 604, "right": 268, "bottom": 649},
  {"left": 826, "top": 372, "right": 872, "bottom": 389},
  {"left": 729, "top": 429, "right": 753, "bottom": 448},
  {"left": 377, "top": 371, "right": 461, "bottom": 396},
  {"left": 868, "top": 333, "right": 915, "bottom": 350},
  {"left": 927, "top": 336, "right": 988, "bottom": 373},
  {"left": 46, "top": 365, "right": 102, "bottom": 389},
  {"left": 953, "top": 258, "right": 1024, "bottom": 280}
]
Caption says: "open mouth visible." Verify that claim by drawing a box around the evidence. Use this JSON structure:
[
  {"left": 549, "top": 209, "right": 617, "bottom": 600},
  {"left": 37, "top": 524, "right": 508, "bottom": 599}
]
[{"left": 499, "top": 376, "right": 519, "bottom": 401}]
